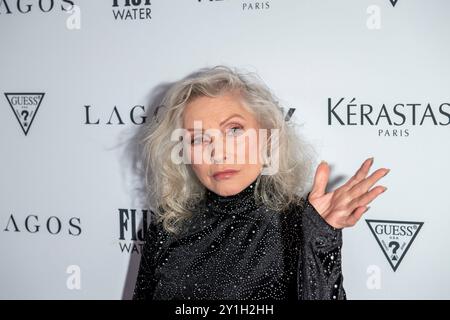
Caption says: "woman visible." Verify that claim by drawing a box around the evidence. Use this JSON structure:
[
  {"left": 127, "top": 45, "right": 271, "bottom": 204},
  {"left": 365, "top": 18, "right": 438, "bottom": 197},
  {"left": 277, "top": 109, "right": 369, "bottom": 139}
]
[{"left": 133, "top": 65, "right": 389, "bottom": 300}]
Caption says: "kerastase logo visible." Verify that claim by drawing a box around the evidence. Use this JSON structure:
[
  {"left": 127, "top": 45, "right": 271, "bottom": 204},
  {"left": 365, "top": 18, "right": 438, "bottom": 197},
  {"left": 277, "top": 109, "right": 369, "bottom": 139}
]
[
  {"left": 328, "top": 97, "right": 450, "bottom": 137},
  {"left": 5, "top": 92, "right": 45, "bottom": 136},
  {"left": 366, "top": 219, "right": 423, "bottom": 271}
]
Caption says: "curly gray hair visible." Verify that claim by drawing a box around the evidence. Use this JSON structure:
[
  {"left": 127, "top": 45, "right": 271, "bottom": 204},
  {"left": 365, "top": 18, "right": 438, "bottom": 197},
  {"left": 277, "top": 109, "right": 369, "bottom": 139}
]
[{"left": 141, "top": 65, "right": 317, "bottom": 234}]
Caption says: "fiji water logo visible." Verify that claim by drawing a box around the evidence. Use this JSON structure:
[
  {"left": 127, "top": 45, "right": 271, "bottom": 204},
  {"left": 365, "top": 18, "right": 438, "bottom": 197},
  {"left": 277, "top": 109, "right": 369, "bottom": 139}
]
[
  {"left": 118, "top": 208, "right": 151, "bottom": 254},
  {"left": 366, "top": 219, "right": 423, "bottom": 271},
  {"left": 111, "top": 0, "right": 151, "bottom": 21}
]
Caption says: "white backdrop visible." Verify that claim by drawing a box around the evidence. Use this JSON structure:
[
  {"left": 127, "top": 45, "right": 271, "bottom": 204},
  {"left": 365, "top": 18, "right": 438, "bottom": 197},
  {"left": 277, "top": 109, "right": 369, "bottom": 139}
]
[{"left": 1, "top": 0, "right": 449, "bottom": 299}]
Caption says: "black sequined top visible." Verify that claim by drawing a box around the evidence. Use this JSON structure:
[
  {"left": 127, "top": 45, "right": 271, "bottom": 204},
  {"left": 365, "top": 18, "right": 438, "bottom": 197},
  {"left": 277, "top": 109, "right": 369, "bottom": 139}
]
[{"left": 133, "top": 178, "right": 347, "bottom": 300}]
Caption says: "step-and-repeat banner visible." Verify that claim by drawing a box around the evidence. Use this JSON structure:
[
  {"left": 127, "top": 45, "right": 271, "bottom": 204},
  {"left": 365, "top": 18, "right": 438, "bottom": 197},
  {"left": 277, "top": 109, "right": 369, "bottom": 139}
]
[{"left": 1, "top": 0, "right": 449, "bottom": 299}]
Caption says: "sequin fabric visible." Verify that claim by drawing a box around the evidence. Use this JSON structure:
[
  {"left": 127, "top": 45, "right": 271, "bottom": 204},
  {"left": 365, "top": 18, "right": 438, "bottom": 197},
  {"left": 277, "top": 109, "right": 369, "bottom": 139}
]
[{"left": 133, "top": 178, "right": 347, "bottom": 300}]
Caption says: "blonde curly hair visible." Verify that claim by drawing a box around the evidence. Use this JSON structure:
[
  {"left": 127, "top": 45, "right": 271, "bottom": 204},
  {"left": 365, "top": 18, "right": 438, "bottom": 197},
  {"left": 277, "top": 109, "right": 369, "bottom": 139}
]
[{"left": 141, "top": 65, "right": 317, "bottom": 235}]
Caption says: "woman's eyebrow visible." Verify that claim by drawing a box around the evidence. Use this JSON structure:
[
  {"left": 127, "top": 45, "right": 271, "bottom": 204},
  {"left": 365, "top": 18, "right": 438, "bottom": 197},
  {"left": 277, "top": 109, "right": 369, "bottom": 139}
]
[
  {"left": 186, "top": 114, "right": 246, "bottom": 131},
  {"left": 219, "top": 114, "right": 245, "bottom": 126}
]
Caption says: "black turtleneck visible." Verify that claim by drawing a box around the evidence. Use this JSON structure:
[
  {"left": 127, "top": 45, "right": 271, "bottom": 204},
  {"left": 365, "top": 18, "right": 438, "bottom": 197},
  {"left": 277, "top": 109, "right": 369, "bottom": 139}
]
[{"left": 133, "top": 178, "right": 347, "bottom": 300}]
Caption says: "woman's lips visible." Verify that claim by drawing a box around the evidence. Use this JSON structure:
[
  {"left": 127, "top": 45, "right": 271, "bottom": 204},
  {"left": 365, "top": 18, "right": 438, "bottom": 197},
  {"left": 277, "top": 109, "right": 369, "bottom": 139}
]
[{"left": 213, "top": 170, "right": 239, "bottom": 180}]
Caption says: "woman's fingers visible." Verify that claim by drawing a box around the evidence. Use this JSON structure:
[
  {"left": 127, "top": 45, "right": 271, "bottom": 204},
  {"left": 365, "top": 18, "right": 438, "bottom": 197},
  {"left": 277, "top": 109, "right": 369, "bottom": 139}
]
[
  {"left": 322, "top": 157, "right": 390, "bottom": 229},
  {"left": 328, "top": 181, "right": 387, "bottom": 228},
  {"left": 345, "top": 206, "right": 370, "bottom": 227},
  {"left": 343, "top": 157, "right": 374, "bottom": 190},
  {"left": 310, "top": 161, "right": 330, "bottom": 198},
  {"left": 348, "top": 167, "right": 390, "bottom": 199},
  {"left": 348, "top": 184, "right": 387, "bottom": 212}
]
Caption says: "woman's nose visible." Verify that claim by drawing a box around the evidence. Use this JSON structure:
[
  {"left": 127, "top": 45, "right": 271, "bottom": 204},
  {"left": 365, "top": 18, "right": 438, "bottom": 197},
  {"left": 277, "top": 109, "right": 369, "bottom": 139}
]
[{"left": 210, "top": 136, "right": 227, "bottom": 164}]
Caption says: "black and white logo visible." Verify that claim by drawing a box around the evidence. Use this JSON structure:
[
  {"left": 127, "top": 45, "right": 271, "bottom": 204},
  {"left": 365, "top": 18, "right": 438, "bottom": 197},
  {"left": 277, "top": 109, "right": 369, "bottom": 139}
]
[
  {"left": 389, "top": 0, "right": 399, "bottom": 7},
  {"left": 5, "top": 92, "right": 45, "bottom": 136},
  {"left": 197, "top": 0, "right": 271, "bottom": 11},
  {"left": 366, "top": 219, "right": 423, "bottom": 271},
  {"left": 118, "top": 208, "right": 151, "bottom": 254},
  {"left": 0, "top": 0, "right": 74, "bottom": 14},
  {"left": 112, "top": 0, "right": 152, "bottom": 21},
  {"left": 2, "top": 214, "right": 81, "bottom": 236}
]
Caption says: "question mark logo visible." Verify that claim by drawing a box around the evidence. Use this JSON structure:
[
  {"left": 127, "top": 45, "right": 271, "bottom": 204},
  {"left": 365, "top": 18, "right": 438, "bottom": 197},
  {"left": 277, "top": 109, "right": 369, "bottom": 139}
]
[
  {"left": 21, "top": 110, "right": 29, "bottom": 127},
  {"left": 5, "top": 92, "right": 45, "bottom": 136},
  {"left": 388, "top": 241, "right": 400, "bottom": 261}
]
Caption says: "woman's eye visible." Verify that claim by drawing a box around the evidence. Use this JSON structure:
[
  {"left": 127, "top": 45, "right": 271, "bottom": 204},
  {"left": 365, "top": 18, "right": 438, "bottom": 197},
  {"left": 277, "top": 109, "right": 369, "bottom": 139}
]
[
  {"left": 226, "top": 126, "right": 244, "bottom": 136},
  {"left": 191, "top": 135, "right": 211, "bottom": 145},
  {"left": 191, "top": 137, "right": 201, "bottom": 145}
]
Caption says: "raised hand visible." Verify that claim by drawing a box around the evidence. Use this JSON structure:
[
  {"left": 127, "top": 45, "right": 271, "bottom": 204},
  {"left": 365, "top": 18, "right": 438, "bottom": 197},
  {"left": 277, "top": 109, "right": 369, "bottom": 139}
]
[{"left": 308, "top": 157, "right": 390, "bottom": 229}]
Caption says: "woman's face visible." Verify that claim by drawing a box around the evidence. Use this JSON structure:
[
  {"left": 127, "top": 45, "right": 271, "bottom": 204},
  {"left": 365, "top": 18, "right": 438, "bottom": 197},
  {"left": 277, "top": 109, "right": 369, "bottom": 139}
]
[{"left": 182, "top": 91, "right": 264, "bottom": 197}]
